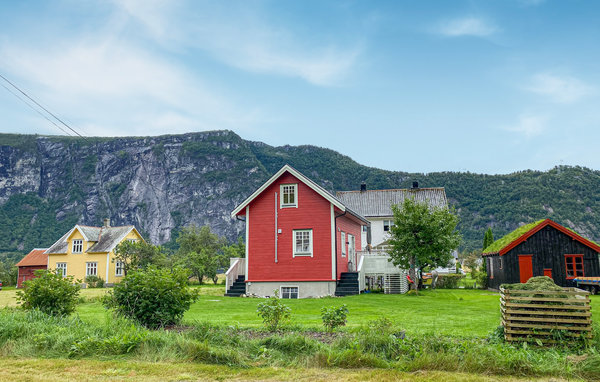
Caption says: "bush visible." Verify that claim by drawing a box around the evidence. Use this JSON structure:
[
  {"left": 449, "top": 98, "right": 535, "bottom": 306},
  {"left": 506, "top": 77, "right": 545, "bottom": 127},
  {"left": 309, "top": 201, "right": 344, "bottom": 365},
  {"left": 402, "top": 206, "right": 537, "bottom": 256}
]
[
  {"left": 84, "top": 275, "right": 104, "bottom": 288},
  {"left": 321, "top": 304, "right": 349, "bottom": 332},
  {"left": 103, "top": 266, "right": 199, "bottom": 329},
  {"left": 435, "top": 274, "right": 464, "bottom": 289},
  {"left": 16, "top": 269, "right": 81, "bottom": 316},
  {"left": 256, "top": 291, "right": 291, "bottom": 331},
  {"left": 474, "top": 269, "right": 488, "bottom": 289}
]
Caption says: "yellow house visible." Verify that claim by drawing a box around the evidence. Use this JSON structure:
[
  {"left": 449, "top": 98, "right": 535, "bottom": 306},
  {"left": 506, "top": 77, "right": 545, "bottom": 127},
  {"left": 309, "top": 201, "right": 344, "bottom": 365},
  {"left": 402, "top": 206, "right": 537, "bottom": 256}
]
[{"left": 45, "top": 219, "right": 144, "bottom": 286}]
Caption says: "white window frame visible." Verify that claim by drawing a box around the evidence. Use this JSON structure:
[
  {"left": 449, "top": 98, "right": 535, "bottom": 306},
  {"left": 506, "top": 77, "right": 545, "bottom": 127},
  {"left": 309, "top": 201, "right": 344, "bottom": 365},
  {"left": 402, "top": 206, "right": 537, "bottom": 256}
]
[
  {"left": 86, "top": 262, "right": 98, "bottom": 277},
  {"left": 383, "top": 220, "right": 394, "bottom": 232},
  {"left": 56, "top": 263, "right": 67, "bottom": 277},
  {"left": 293, "top": 229, "right": 313, "bottom": 257},
  {"left": 280, "top": 184, "right": 298, "bottom": 208},
  {"left": 348, "top": 234, "right": 355, "bottom": 260},
  {"left": 127, "top": 239, "right": 138, "bottom": 244},
  {"left": 115, "top": 261, "right": 124, "bottom": 277},
  {"left": 280, "top": 286, "right": 299, "bottom": 299},
  {"left": 489, "top": 257, "right": 494, "bottom": 279},
  {"left": 72, "top": 239, "right": 83, "bottom": 253},
  {"left": 341, "top": 232, "right": 346, "bottom": 257}
]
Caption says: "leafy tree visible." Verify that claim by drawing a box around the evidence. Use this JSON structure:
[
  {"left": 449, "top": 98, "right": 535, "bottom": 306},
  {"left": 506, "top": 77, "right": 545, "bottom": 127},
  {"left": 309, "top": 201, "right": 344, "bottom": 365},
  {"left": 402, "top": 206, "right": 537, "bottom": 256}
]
[
  {"left": 222, "top": 237, "right": 245, "bottom": 258},
  {"left": 113, "top": 240, "right": 165, "bottom": 276},
  {"left": 388, "top": 198, "right": 461, "bottom": 293},
  {"left": 176, "top": 225, "right": 227, "bottom": 284},
  {"left": 103, "top": 266, "right": 199, "bottom": 329},
  {"left": 16, "top": 269, "right": 81, "bottom": 316}
]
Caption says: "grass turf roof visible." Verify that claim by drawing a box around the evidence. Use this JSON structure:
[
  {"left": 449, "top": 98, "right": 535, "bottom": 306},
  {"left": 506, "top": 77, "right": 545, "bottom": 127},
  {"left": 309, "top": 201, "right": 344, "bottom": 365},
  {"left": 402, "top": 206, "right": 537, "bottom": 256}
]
[{"left": 483, "top": 219, "right": 545, "bottom": 254}]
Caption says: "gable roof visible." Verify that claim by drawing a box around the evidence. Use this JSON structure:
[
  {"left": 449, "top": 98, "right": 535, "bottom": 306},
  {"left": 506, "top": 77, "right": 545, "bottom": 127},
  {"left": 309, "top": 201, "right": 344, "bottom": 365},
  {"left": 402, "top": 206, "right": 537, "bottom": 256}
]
[
  {"left": 231, "top": 164, "right": 369, "bottom": 224},
  {"left": 45, "top": 224, "right": 142, "bottom": 255},
  {"left": 15, "top": 248, "right": 48, "bottom": 267},
  {"left": 482, "top": 218, "right": 600, "bottom": 256},
  {"left": 336, "top": 187, "right": 448, "bottom": 218}
]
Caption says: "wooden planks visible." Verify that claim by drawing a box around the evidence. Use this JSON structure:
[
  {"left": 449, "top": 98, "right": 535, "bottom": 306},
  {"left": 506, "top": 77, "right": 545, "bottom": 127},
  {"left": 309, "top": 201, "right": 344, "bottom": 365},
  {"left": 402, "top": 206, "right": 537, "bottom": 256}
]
[{"left": 500, "top": 287, "right": 593, "bottom": 344}]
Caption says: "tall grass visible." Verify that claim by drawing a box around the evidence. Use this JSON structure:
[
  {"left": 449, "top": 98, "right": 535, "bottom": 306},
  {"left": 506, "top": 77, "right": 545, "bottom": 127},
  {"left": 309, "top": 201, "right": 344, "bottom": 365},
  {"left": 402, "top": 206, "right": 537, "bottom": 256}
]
[{"left": 0, "top": 309, "right": 599, "bottom": 379}]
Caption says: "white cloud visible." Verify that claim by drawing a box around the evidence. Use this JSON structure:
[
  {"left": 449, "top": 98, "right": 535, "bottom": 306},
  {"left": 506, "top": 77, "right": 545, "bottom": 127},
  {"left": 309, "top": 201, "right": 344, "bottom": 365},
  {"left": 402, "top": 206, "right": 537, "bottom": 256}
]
[
  {"left": 526, "top": 73, "right": 594, "bottom": 104},
  {"left": 114, "top": 1, "right": 361, "bottom": 86},
  {"left": 0, "top": 37, "right": 251, "bottom": 136},
  {"left": 438, "top": 17, "right": 497, "bottom": 37},
  {"left": 504, "top": 114, "right": 547, "bottom": 138}
]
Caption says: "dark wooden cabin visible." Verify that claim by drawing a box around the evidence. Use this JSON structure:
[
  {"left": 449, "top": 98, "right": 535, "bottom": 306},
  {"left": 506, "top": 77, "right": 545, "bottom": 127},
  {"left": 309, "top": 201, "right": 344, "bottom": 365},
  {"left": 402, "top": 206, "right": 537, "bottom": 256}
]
[{"left": 482, "top": 219, "right": 600, "bottom": 289}]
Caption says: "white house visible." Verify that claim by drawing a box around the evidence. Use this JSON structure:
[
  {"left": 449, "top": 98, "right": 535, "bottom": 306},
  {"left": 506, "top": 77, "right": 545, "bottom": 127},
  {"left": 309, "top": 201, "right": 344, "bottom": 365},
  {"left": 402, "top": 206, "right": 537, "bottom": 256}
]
[
  {"left": 336, "top": 182, "right": 449, "bottom": 249},
  {"left": 336, "top": 182, "right": 453, "bottom": 293}
]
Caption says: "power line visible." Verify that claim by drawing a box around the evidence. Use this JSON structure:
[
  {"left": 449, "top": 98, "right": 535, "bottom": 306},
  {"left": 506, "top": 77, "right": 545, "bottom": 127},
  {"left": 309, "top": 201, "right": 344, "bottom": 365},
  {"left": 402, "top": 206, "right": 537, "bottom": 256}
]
[
  {"left": 0, "top": 73, "right": 86, "bottom": 139},
  {"left": 0, "top": 82, "right": 73, "bottom": 137}
]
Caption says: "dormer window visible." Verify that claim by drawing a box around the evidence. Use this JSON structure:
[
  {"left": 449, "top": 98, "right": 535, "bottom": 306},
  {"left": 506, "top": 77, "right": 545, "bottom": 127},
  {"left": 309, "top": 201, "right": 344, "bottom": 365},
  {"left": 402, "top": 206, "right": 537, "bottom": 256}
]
[
  {"left": 280, "top": 184, "right": 297, "bottom": 208},
  {"left": 72, "top": 239, "right": 83, "bottom": 253}
]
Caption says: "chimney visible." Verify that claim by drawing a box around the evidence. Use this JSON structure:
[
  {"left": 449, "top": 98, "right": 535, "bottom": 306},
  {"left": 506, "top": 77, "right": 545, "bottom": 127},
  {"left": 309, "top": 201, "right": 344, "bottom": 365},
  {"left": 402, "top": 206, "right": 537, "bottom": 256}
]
[
  {"left": 412, "top": 181, "right": 419, "bottom": 189},
  {"left": 360, "top": 182, "right": 367, "bottom": 192},
  {"left": 103, "top": 218, "right": 111, "bottom": 228}
]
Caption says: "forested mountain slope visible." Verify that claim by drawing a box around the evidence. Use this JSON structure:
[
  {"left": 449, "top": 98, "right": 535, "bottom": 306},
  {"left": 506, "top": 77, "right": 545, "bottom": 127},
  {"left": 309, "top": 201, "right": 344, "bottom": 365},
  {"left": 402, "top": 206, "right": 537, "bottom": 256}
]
[{"left": 0, "top": 130, "right": 598, "bottom": 261}]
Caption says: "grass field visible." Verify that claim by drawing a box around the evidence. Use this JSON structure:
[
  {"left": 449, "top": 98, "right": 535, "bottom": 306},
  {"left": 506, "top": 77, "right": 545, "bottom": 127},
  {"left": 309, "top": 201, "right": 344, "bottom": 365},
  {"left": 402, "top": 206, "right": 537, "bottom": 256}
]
[
  {"left": 0, "top": 357, "right": 581, "bottom": 382},
  {"left": 73, "top": 287, "right": 503, "bottom": 336},
  {"left": 3, "top": 285, "right": 600, "bottom": 338},
  {"left": 2, "top": 285, "right": 599, "bottom": 380}
]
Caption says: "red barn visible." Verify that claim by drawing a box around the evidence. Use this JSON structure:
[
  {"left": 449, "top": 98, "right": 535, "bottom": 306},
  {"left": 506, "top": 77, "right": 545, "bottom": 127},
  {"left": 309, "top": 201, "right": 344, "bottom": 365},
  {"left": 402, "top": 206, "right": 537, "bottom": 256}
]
[
  {"left": 15, "top": 248, "right": 48, "bottom": 288},
  {"left": 229, "top": 165, "right": 369, "bottom": 298}
]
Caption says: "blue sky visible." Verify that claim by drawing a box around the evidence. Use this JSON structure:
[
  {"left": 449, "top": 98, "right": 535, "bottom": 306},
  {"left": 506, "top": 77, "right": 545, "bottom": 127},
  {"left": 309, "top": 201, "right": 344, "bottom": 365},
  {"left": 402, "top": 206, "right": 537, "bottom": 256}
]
[{"left": 0, "top": 0, "right": 599, "bottom": 174}]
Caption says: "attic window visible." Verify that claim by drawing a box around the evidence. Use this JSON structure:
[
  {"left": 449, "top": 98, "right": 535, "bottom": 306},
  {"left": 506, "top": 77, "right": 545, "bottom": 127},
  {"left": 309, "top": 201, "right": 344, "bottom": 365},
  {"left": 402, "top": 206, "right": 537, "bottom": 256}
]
[
  {"left": 280, "top": 184, "right": 297, "bottom": 208},
  {"left": 72, "top": 239, "right": 83, "bottom": 253}
]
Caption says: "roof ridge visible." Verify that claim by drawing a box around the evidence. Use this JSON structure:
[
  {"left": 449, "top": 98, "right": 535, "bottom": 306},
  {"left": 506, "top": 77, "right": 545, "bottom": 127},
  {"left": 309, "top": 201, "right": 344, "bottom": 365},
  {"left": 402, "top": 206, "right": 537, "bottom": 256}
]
[{"left": 337, "top": 187, "right": 445, "bottom": 194}]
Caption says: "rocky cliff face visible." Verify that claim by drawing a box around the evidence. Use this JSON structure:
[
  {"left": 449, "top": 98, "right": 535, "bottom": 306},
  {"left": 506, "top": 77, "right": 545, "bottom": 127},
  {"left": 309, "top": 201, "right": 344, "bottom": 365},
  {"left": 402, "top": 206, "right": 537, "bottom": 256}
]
[
  {"left": 0, "top": 130, "right": 599, "bottom": 253},
  {"left": 0, "top": 131, "right": 269, "bottom": 247}
]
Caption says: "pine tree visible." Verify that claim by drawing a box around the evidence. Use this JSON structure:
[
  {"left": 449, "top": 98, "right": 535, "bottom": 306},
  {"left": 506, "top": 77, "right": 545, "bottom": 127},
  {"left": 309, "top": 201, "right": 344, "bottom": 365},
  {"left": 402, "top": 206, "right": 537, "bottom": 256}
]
[{"left": 483, "top": 228, "right": 494, "bottom": 250}]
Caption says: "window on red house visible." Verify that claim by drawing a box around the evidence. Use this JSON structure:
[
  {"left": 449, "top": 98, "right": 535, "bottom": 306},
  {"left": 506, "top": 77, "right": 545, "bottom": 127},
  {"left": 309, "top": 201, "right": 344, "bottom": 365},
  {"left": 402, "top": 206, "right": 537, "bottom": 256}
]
[{"left": 565, "top": 254, "right": 584, "bottom": 279}]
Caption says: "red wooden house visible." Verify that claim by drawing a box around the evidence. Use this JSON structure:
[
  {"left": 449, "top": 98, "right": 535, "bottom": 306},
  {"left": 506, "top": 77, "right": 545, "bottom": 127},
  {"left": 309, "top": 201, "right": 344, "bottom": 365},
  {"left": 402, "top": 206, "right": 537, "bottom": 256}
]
[
  {"left": 15, "top": 248, "right": 48, "bottom": 288},
  {"left": 228, "top": 165, "right": 369, "bottom": 298}
]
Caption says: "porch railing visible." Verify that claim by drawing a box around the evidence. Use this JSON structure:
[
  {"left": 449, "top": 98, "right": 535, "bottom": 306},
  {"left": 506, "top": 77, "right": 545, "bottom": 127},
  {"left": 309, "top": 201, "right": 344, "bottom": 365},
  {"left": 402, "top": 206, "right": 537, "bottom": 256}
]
[
  {"left": 225, "top": 257, "right": 245, "bottom": 292},
  {"left": 357, "top": 253, "right": 365, "bottom": 292}
]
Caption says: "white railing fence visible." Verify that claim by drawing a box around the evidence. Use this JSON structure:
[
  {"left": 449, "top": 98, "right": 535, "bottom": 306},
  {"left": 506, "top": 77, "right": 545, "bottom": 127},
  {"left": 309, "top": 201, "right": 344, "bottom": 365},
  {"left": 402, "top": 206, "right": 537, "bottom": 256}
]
[
  {"left": 357, "top": 253, "right": 365, "bottom": 292},
  {"left": 225, "top": 257, "right": 245, "bottom": 291}
]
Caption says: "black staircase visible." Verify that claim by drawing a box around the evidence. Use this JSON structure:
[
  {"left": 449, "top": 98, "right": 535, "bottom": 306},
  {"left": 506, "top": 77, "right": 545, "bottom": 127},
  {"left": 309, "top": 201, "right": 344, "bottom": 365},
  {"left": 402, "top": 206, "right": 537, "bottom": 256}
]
[
  {"left": 335, "top": 272, "right": 360, "bottom": 296},
  {"left": 225, "top": 275, "right": 246, "bottom": 297}
]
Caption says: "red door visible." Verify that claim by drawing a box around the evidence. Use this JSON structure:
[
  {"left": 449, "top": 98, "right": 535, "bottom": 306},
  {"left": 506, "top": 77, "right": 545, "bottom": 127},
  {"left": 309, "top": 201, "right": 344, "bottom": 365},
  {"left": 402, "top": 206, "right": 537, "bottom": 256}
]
[
  {"left": 518, "top": 255, "right": 533, "bottom": 283},
  {"left": 543, "top": 268, "right": 552, "bottom": 279}
]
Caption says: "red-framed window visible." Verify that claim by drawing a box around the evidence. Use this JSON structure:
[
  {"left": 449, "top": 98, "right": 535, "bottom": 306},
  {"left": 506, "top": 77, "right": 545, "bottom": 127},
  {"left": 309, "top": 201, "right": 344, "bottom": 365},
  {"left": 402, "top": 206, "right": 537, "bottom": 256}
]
[{"left": 564, "top": 254, "right": 584, "bottom": 279}]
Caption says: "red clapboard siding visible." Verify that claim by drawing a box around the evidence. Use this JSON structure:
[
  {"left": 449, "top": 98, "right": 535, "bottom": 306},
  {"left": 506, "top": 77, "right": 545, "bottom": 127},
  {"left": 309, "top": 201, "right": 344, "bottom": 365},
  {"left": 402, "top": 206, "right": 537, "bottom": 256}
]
[
  {"left": 17, "top": 265, "right": 47, "bottom": 288},
  {"left": 247, "top": 172, "right": 334, "bottom": 281}
]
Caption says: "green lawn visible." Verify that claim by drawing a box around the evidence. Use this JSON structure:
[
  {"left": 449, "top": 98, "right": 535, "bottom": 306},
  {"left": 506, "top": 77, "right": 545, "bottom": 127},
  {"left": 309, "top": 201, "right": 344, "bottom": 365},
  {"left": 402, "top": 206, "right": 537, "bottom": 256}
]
[
  {"left": 78, "top": 287, "right": 504, "bottom": 337},
  {"left": 4, "top": 285, "right": 599, "bottom": 338}
]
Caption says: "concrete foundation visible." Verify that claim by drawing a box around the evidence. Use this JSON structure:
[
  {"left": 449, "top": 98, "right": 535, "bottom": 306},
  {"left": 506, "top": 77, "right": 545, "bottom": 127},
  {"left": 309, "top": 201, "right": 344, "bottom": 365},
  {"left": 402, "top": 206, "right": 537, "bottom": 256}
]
[{"left": 247, "top": 281, "right": 337, "bottom": 298}]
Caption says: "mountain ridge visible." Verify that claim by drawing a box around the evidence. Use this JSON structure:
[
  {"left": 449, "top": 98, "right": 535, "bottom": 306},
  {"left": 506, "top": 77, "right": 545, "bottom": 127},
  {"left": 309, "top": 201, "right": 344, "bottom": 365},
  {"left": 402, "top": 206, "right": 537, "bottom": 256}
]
[{"left": 1, "top": 130, "right": 598, "bottom": 256}]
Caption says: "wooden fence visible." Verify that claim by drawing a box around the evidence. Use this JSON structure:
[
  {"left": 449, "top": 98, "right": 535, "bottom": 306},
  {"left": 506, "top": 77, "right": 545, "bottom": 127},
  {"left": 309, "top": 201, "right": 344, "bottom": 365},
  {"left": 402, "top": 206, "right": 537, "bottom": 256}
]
[{"left": 500, "top": 287, "right": 592, "bottom": 344}]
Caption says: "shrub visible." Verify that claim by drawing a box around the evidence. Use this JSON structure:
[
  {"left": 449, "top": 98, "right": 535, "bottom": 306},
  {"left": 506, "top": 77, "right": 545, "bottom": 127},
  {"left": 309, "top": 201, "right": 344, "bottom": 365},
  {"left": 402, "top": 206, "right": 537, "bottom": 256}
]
[
  {"left": 16, "top": 269, "right": 81, "bottom": 316},
  {"left": 435, "top": 274, "right": 464, "bottom": 289},
  {"left": 256, "top": 291, "right": 291, "bottom": 331},
  {"left": 321, "top": 304, "right": 349, "bottom": 332},
  {"left": 84, "top": 275, "right": 104, "bottom": 288},
  {"left": 103, "top": 266, "right": 199, "bottom": 329}
]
